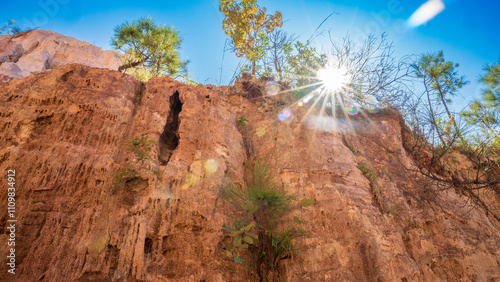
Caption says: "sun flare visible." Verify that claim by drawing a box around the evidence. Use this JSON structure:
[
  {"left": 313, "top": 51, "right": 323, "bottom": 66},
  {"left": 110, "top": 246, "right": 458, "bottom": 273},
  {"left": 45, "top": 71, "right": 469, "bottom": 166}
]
[{"left": 316, "top": 66, "right": 351, "bottom": 92}]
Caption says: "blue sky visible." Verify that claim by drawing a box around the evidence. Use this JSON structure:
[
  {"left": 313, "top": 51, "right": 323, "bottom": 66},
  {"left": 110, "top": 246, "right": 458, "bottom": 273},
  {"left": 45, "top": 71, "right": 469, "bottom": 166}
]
[{"left": 2, "top": 0, "right": 499, "bottom": 107}]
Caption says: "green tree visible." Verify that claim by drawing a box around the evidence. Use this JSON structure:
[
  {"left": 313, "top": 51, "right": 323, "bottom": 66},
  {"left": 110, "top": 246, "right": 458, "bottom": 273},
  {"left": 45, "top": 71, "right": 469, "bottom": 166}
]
[
  {"left": 221, "top": 161, "right": 313, "bottom": 279},
  {"left": 481, "top": 61, "right": 500, "bottom": 109},
  {"left": 285, "top": 40, "right": 327, "bottom": 87},
  {"left": 462, "top": 61, "right": 500, "bottom": 144},
  {"left": 111, "top": 17, "right": 188, "bottom": 81},
  {"left": 219, "top": 0, "right": 283, "bottom": 76},
  {"left": 254, "top": 29, "right": 297, "bottom": 82},
  {"left": 412, "top": 51, "right": 468, "bottom": 145}
]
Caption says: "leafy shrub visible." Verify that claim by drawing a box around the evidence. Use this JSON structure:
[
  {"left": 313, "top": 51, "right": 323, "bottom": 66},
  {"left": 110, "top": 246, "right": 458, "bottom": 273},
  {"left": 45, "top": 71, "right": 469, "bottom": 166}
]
[
  {"left": 223, "top": 219, "right": 258, "bottom": 264},
  {"left": 221, "top": 161, "right": 314, "bottom": 278},
  {"left": 237, "top": 116, "right": 248, "bottom": 128},
  {"left": 267, "top": 216, "right": 307, "bottom": 263}
]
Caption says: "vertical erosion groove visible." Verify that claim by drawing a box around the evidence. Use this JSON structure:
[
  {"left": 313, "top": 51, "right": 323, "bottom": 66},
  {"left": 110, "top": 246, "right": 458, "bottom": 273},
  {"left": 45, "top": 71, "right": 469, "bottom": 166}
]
[
  {"left": 159, "top": 91, "right": 183, "bottom": 165},
  {"left": 144, "top": 238, "right": 153, "bottom": 254}
]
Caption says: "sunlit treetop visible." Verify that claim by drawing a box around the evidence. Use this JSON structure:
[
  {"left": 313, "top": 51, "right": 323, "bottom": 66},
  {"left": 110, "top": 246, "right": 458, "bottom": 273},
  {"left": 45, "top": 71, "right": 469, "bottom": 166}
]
[
  {"left": 111, "top": 17, "right": 188, "bottom": 79},
  {"left": 413, "top": 50, "right": 468, "bottom": 97},
  {"left": 462, "top": 60, "right": 500, "bottom": 142},
  {"left": 219, "top": 0, "right": 282, "bottom": 75},
  {"left": 220, "top": 0, "right": 282, "bottom": 57}
]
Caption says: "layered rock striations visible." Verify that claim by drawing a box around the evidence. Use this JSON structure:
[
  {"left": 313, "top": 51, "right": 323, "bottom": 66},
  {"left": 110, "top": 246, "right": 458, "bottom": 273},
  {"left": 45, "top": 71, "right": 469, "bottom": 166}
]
[
  {"left": 0, "top": 64, "right": 499, "bottom": 280},
  {"left": 0, "top": 64, "right": 247, "bottom": 281},
  {"left": 228, "top": 89, "right": 500, "bottom": 281}
]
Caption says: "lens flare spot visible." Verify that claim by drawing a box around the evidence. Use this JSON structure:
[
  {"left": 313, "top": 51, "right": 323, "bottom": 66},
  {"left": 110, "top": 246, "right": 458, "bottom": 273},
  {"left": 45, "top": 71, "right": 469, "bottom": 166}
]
[
  {"left": 303, "top": 95, "right": 313, "bottom": 103},
  {"left": 256, "top": 127, "right": 266, "bottom": 137},
  {"left": 298, "top": 101, "right": 304, "bottom": 107},
  {"left": 283, "top": 109, "right": 291, "bottom": 118},
  {"left": 408, "top": 0, "right": 445, "bottom": 27},
  {"left": 204, "top": 159, "right": 219, "bottom": 173},
  {"left": 346, "top": 103, "right": 359, "bottom": 115},
  {"left": 278, "top": 109, "right": 294, "bottom": 122},
  {"left": 265, "top": 80, "right": 279, "bottom": 95},
  {"left": 185, "top": 173, "right": 198, "bottom": 186}
]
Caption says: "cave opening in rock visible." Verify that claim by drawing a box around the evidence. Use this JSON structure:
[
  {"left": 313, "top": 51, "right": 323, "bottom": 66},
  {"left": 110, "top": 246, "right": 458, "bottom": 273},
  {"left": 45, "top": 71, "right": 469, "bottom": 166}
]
[{"left": 159, "top": 91, "right": 183, "bottom": 165}]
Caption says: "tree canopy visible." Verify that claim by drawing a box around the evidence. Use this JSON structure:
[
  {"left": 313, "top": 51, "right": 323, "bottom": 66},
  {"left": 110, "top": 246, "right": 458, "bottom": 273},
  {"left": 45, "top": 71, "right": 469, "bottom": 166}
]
[
  {"left": 462, "top": 60, "right": 500, "bottom": 144},
  {"left": 412, "top": 51, "right": 468, "bottom": 144},
  {"left": 111, "top": 17, "right": 187, "bottom": 80},
  {"left": 219, "top": 0, "right": 282, "bottom": 75},
  {"left": 481, "top": 61, "right": 500, "bottom": 109}
]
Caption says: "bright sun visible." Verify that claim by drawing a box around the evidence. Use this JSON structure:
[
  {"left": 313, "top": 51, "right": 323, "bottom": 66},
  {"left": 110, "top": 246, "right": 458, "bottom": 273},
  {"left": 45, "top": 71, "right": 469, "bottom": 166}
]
[{"left": 317, "top": 66, "right": 351, "bottom": 92}]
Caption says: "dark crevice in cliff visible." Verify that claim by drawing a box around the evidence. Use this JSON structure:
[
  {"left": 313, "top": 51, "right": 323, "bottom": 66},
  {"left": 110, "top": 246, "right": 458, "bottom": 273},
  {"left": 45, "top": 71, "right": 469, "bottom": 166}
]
[
  {"left": 133, "top": 82, "right": 146, "bottom": 106},
  {"left": 159, "top": 91, "right": 182, "bottom": 165},
  {"left": 360, "top": 166, "right": 384, "bottom": 214},
  {"left": 144, "top": 238, "right": 153, "bottom": 254}
]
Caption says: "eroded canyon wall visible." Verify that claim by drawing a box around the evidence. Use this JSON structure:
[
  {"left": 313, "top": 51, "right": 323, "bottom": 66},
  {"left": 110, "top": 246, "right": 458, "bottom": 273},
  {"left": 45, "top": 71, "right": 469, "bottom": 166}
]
[{"left": 0, "top": 64, "right": 499, "bottom": 281}]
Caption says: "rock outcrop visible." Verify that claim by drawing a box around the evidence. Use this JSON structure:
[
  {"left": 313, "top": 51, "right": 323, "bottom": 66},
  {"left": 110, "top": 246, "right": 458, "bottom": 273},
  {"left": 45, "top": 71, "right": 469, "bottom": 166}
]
[
  {"left": 0, "top": 30, "right": 120, "bottom": 83},
  {"left": 0, "top": 63, "right": 499, "bottom": 281}
]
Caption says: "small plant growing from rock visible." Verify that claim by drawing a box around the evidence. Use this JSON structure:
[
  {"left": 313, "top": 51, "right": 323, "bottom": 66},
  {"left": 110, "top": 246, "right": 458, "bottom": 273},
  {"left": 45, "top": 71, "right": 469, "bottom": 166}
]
[
  {"left": 127, "top": 135, "right": 159, "bottom": 174},
  {"left": 267, "top": 215, "right": 308, "bottom": 264},
  {"left": 181, "top": 74, "right": 198, "bottom": 86},
  {"left": 357, "top": 161, "right": 376, "bottom": 182},
  {"left": 223, "top": 219, "right": 258, "bottom": 265},
  {"left": 113, "top": 168, "right": 137, "bottom": 193},
  {"left": 386, "top": 204, "right": 399, "bottom": 215},
  {"left": 348, "top": 145, "right": 357, "bottom": 155},
  {"left": 237, "top": 116, "right": 248, "bottom": 128},
  {"left": 221, "top": 161, "right": 314, "bottom": 279},
  {"left": 114, "top": 135, "right": 159, "bottom": 192}
]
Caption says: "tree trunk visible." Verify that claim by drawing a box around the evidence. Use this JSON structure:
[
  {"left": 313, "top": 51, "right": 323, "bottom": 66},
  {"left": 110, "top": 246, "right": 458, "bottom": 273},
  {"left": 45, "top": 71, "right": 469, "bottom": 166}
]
[
  {"left": 425, "top": 79, "right": 447, "bottom": 145},
  {"left": 254, "top": 211, "right": 274, "bottom": 281},
  {"left": 274, "top": 45, "right": 281, "bottom": 82},
  {"left": 434, "top": 77, "right": 466, "bottom": 143},
  {"left": 118, "top": 59, "right": 146, "bottom": 72}
]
